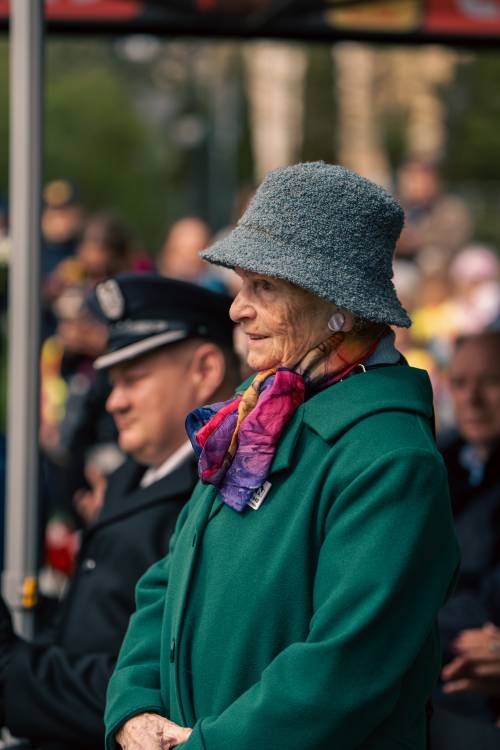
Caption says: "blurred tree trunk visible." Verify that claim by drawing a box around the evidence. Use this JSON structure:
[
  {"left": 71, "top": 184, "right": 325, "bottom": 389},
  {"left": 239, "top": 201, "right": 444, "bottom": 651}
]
[{"left": 244, "top": 42, "right": 307, "bottom": 183}]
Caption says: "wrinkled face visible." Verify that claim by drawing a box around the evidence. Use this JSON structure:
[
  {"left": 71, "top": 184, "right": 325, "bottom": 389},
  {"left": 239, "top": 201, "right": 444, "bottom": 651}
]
[
  {"left": 229, "top": 269, "right": 333, "bottom": 370},
  {"left": 449, "top": 337, "right": 500, "bottom": 449},
  {"left": 106, "top": 345, "right": 197, "bottom": 467}
]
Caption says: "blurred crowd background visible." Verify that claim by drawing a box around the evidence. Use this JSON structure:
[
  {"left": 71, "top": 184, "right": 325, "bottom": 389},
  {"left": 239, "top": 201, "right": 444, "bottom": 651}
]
[{"left": 0, "top": 35, "right": 499, "bottom": 726}]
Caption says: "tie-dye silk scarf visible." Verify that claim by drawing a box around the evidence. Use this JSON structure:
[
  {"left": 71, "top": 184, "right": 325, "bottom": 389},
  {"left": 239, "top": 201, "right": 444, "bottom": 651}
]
[{"left": 185, "top": 333, "right": 381, "bottom": 512}]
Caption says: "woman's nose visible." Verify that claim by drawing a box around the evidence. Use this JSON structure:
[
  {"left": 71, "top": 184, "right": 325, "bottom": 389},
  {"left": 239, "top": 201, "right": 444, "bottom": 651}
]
[{"left": 229, "top": 290, "right": 254, "bottom": 323}]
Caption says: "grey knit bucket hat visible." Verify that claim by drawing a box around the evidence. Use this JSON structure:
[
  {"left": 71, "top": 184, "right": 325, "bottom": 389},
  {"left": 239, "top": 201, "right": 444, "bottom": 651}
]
[{"left": 202, "top": 162, "right": 411, "bottom": 327}]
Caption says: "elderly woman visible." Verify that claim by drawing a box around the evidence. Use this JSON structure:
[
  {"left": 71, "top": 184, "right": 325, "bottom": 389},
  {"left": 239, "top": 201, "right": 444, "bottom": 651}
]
[{"left": 105, "top": 163, "right": 459, "bottom": 750}]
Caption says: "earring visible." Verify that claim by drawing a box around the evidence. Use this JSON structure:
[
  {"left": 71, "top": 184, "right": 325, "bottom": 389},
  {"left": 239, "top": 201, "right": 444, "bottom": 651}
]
[{"left": 327, "top": 312, "right": 345, "bottom": 333}]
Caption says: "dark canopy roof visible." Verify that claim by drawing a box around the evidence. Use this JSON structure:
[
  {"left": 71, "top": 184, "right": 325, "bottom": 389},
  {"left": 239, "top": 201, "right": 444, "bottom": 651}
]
[{"left": 1, "top": 0, "right": 500, "bottom": 45}]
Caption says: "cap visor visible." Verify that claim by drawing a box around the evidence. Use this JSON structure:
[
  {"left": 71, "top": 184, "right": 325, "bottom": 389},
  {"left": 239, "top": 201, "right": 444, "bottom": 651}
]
[{"left": 94, "top": 330, "right": 188, "bottom": 370}]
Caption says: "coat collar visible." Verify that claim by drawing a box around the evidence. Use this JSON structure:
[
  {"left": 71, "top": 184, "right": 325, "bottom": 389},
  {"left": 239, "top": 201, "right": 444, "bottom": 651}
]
[
  {"left": 266, "top": 365, "right": 433, "bottom": 476},
  {"left": 90, "top": 455, "right": 198, "bottom": 530},
  {"left": 303, "top": 365, "right": 433, "bottom": 442}
]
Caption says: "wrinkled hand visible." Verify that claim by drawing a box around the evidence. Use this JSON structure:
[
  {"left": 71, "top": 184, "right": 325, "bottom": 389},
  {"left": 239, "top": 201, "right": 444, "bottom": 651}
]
[
  {"left": 116, "top": 712, "right": 192, "bottom": 750},
  {"left": 441, "top": 623, "right": 500, "bottom": 696}
]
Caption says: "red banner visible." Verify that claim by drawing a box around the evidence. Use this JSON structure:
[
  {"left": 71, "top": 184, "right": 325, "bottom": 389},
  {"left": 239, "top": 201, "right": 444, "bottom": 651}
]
[
  {"left": 425, "top": 0, "right": 500, "bottom": 33},
  {"left": 0, "top": 1, "right": 142, "bottom": 19}
]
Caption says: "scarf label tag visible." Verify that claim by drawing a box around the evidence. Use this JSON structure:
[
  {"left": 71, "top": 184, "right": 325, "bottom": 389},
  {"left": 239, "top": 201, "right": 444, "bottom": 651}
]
[{"left": 248, "top": 481, "right": 272, "bottom": 511}]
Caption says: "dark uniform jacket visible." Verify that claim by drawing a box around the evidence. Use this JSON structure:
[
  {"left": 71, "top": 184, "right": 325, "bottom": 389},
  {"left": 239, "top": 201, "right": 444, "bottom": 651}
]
[
  {"left": 437, "top": 437, "right": 500, "bottom": 722},
  {"left": 2, "top": 454, "right": 197, "bottom": 750}
]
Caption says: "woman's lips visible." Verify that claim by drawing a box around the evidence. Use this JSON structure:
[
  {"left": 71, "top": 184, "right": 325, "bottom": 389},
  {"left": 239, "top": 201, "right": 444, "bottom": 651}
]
[{"left": 246, "top": 333, "right": 268, "bottom": 344}]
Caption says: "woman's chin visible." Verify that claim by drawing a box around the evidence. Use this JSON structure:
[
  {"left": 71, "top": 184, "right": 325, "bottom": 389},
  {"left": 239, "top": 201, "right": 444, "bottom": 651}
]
[{"left": 246, "top": 352, "right": 281, "bottom": 371}]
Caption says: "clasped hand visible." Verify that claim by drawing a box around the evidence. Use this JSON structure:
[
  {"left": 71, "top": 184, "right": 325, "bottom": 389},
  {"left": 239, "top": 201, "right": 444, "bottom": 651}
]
[
  {"left": 116, "top": 712, "right": 192, "bottom": 750},
  {"left": 442, "top": 622, "right": 500, "bottom": 697}
]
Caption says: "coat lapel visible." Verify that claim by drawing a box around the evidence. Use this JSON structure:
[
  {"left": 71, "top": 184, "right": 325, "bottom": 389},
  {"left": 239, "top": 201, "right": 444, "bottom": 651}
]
[{"left": 90, "top": 456, "right": 198, "bottom": 531}]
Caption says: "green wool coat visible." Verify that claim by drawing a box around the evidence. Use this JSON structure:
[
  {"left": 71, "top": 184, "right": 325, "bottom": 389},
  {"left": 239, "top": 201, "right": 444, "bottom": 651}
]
[{"left": 105, "top": 366, "right": 459, "bottom": 750}]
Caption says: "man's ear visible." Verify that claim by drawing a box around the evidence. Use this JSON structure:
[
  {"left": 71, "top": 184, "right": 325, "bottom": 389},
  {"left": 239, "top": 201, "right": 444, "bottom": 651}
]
[{"left": 190, "top": 343, "right": 226, "bottom": 403}]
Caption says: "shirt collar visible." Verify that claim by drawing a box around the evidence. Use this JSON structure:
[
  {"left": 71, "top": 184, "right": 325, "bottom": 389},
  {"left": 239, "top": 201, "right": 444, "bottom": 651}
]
[{"left": 140, "top": 441, "right": 194, "bottom": 488}]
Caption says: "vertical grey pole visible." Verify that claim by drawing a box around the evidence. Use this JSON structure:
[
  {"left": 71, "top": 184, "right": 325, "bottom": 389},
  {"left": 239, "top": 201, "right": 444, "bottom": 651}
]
[{"left": 3, "top": 0, "right": 44, "bottom": 637}]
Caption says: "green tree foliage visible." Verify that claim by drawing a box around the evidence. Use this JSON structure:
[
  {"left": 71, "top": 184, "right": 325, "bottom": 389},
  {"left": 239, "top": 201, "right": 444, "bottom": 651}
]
[
  {"left": 443, "top": 51, "right": 500, "bottom": 247},
  {"left": 0, "top": 39, "right": 183, "bottom": 252},
  {"left": 444, "top": 52, "right": 500, "bottom": 181}
]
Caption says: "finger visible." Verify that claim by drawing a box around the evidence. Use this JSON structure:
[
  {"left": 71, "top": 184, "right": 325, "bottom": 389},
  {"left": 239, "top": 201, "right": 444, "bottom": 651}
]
[
  {"left": 475, "top": 662, "right": 500, "bottom": 677},
  {"left": 442, "top": 678, "right": 474, "bottom": 694},
  {"left": 442, "top": 656, "right": 470, "bottom": 680}
]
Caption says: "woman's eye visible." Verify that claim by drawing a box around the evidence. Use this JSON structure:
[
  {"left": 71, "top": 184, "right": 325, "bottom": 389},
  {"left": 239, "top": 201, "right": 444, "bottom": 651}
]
[{"left": 255, "top": 279, "right": 274, "bottom": 292}]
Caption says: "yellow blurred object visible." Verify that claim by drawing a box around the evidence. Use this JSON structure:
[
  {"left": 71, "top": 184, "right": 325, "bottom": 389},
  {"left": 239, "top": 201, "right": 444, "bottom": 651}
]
[
  {"left": 40, "top": 336, "right": 68, "bottom": 427},
  {"left": 411, "top": 300, "right": 458, "bottom": 344},
  {"left": 56, "top": 257, "right": 85, "bottom": 285},
  {"left": 21, "top": 576, "right": 38, "bottom": 609},
  {"left": 404, "top": 347, "right": 435, "bottom": 373},
  {"left": 327, "top": 0, "right": 420, "bottom": 31},
  {"left": 43, "top": 179, "right": 76, "bottom": 209}
]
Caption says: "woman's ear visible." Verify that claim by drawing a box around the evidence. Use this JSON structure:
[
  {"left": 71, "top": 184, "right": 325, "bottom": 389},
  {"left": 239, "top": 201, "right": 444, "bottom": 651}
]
[{"left": 190, "top": 343, "right": 226, "bottom": 403}]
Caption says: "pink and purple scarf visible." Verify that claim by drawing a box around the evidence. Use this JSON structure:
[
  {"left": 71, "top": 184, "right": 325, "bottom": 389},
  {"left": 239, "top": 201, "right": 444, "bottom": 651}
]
[{"left": 186, "top": 334, "right": 382, "bottom": 512}]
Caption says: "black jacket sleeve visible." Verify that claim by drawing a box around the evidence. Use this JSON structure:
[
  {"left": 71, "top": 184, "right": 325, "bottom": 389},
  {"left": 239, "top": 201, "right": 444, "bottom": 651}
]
[{"left": 3, "top": 638, "right": 115, "bottom": 748}]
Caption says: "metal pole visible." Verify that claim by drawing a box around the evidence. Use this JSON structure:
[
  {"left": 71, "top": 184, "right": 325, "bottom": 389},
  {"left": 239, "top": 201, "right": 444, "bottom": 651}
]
[{"left": 3, "top": 0, "right": 44, "bottom": 637}]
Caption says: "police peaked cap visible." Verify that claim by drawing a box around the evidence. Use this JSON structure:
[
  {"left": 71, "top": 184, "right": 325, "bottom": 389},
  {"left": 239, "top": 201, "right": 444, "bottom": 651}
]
[{"left": 88, "top": 273, "right": 234, "bottom": 370}]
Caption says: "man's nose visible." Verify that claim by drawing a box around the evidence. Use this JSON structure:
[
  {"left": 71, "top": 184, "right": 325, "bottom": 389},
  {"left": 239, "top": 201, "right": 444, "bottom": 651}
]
[
  {"left": 464, "top": 383, "right": 484, "bottom": 407},
  {"left": 106, "top": 385, "right": 127, "bottom": 414}
]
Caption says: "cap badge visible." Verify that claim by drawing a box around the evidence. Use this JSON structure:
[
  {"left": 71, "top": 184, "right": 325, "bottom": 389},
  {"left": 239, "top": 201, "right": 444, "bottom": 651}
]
[{"left": 96, "top": 280, "right": 125, "bottom": 320}]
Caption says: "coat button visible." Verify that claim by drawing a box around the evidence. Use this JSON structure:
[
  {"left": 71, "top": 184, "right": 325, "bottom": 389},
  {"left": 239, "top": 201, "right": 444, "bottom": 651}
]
[{"left": 82, "top": 558, "right": 96, "bottom": 571}]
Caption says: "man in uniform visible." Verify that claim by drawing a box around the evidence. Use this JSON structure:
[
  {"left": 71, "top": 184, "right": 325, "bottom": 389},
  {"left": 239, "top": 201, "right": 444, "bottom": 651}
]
[{"left": 0, "top": 274, "right": 238, "bottom": 750}]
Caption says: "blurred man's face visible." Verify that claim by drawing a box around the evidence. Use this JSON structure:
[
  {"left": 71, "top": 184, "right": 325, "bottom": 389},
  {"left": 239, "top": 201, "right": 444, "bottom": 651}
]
[
  {"left": 159, "top": 218, "right": 211, "bottom": 280},
  {"left": 42, "top": 205, "right": 83, "bottom": 244},
  {"left": 106, "top": 345, "right": 198, "bottom": 467},
  {"left": 398, "top": 163, "right": 440, "bottom": 206},
  {"left": 449, "top": 336, "right": 500, "bottom": 450}
]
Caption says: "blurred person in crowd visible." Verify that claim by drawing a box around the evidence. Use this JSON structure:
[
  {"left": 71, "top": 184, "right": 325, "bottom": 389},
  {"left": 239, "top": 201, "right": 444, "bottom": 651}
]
[
  {"left": 0, "top": 274, "right": 238, "bottom": 750},
  {"left": 411, "top": 270, "right": 457, "bottom": 364},
  {"left": 158, "top": 217, "right": 228, "bottom": 293},
  {"left": 77, "top": 212, "right": 138, "bottom": 286},
  {"left": 396, "top": 160, "right": 472, "bottom": 264},
  {"left": 391, "top": 261, "right": 448, "bottom": 428},
  {"left": 40, "top": 213, "right": 146, "bottom": 527},
  {"left": 41, "top": 179, "right": 84, "bottom": 340},
  {"left": 0, "top": 196, "right": 9, "bottom": 270},
  {"left": 438, "top": 332, "right": 500, "bottom": 725},
  {"left": 44, "top": 212, "right": 139, "bottom": 310},
  {"left": 40, "top": 286, "right": 107, "bottom": 446},
  {"left": 38, "top": 293, "right": 115, "bottom": 608},
  {"left": 42, "top": 179, "right": 84, "bottom": 279},
  {"left": 448, "top": 244, "right": 500, "bottom": 336}
]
